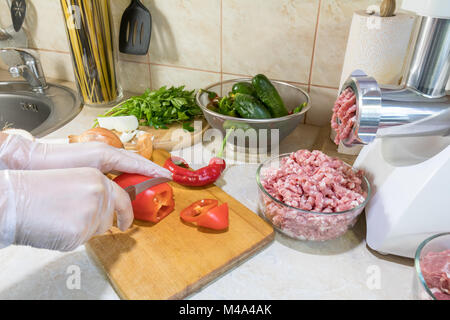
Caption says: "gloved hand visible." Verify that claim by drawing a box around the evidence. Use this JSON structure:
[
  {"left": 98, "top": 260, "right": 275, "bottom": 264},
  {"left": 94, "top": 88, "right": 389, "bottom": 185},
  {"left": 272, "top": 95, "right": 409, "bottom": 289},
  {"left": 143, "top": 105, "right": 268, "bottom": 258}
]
[
  {"left": 0, "top": 168, "right": 134, "bottom": 251},
  {"left": 0, "top": 133, "right": 172, "bottom": 178}
]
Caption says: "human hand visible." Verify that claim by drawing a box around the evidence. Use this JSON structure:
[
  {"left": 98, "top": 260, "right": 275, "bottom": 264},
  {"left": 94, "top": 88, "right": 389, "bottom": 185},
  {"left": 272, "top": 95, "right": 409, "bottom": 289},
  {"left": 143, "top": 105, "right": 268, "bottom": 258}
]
[
  {"left": 0, "top": 132, "right": 172, "bottom": 178},
  {"left": 0, "top": 167, "right": 134, "bottom": 251}
]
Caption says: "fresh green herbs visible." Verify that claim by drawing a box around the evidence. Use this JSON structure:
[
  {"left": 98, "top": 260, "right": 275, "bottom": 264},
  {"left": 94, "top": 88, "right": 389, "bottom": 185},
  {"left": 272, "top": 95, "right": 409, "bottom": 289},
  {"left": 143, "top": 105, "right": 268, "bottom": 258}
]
[
  {"left": 203, "top": 89, "right": 238, "bottom": 117},
  {"left": 96, "top": 86, "right": 203, "bottom": 132}
]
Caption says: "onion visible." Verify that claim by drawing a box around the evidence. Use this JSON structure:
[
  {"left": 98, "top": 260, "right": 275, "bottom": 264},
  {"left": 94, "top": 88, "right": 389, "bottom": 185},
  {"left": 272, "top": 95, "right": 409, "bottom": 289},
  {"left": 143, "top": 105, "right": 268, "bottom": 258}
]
[
  {"left": 125, "top": 132, "right": 154, "bottom": 159},
  {"left": 97, "top": 116, "right": 139, "bottom": 132},
  {"left": 136, "top": 133, "right": 154, "bottom": 159},
  {"left": 69, "top": 128, "right": 124, "bottom": 148},
  {"left": 119, "top": 130, "right": 138, "bottom": 143}
]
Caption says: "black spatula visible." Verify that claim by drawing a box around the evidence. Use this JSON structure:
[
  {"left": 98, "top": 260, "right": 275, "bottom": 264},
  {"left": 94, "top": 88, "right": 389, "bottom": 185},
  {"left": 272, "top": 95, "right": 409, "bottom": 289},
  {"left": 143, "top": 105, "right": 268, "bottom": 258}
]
[
  {"left": 10, "top": 0, "right": 27, "bottom": 32},
  {"left": 119, "top": 0, "right": 152, "bottom": 55}
]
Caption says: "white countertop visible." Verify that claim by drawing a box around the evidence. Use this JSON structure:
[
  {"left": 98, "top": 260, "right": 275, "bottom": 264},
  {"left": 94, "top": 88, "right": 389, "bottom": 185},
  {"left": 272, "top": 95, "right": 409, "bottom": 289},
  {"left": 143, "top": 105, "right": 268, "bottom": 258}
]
[{"left": 0, "top": 75, "right": 416, "bottom": 300}]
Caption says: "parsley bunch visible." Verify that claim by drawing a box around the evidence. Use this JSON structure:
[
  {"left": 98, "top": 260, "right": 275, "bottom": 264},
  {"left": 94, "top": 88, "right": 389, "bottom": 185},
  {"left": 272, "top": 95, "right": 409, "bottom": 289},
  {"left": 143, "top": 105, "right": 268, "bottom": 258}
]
[{"left": 97, "top": 86, "right": 203, "bottom": 132}]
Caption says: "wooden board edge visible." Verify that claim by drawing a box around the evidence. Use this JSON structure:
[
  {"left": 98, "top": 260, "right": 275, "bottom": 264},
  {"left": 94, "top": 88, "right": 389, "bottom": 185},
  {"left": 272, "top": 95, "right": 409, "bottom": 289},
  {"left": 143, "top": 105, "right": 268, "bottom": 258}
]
[
  {"left": 166, "top": 228, "right": 275, "bottom": 300},
  {"left": 84, "top": 243, "right": 129, "bottom": 300},
  {"left": 86, "top": 228, "right": 275, "bottom": 300}
]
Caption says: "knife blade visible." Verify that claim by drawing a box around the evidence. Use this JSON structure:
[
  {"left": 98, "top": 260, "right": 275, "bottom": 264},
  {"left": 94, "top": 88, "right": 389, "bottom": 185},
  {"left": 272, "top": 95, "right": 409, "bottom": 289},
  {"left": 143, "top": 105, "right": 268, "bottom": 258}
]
[{"left": 124, "top": 177, "right": 171, "bottom": 201}]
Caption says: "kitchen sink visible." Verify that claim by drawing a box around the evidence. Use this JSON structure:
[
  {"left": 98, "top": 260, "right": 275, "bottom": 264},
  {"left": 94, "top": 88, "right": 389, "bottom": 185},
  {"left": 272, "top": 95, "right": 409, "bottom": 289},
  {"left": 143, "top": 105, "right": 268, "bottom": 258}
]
[{"left": 0, "top": 81, "right": 82, "bottom": 137}]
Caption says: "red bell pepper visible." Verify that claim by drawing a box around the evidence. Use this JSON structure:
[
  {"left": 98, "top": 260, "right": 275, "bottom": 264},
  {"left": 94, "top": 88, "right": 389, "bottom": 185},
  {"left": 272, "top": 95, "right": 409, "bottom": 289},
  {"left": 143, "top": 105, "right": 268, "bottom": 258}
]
[
  {"left": 180, "top": 199, "right": 229, "bottom": 230},
  {"left": 113, "top": 173, "right": 175, "bottom": 223}
]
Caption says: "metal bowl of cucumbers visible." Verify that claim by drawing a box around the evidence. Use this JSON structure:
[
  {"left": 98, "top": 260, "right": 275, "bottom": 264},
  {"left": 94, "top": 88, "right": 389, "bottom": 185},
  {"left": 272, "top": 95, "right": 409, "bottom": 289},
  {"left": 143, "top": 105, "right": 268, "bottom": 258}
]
[{"left": 196, "top": 75, "right": 311, "bottom": 149}]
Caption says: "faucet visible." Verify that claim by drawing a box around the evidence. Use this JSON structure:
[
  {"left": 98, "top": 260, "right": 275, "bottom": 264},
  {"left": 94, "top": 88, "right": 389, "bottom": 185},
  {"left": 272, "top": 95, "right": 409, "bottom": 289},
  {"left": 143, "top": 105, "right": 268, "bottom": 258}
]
[
  {"left": 0, "top": 48, "right": 47, "bottom": 93},
  {"left": 0, "top": 27, "right": 12, "bottom": 41}
]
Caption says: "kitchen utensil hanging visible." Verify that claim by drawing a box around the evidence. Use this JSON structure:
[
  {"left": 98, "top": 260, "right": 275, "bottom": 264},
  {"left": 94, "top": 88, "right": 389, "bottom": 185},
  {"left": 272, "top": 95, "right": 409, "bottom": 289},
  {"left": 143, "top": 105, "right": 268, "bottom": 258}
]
[
  {"left": 119, "top": 0, "right": 152, "bottom": 55},
  {"left": 10, "top": 0, "right": 26, "bottom": 32}
]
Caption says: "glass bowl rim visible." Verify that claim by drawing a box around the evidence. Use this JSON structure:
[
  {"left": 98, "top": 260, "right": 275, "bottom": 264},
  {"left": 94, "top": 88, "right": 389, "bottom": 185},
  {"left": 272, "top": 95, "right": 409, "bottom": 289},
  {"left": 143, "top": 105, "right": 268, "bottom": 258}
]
[
  {"left": 195, "top": 78, "right": 312, "bottom": 123},
  {"left": 414, "top": 232, "right": 450, "bottom": 301},
  {"left": 256, "top": 152, "right": 372, "bottom": 216}
]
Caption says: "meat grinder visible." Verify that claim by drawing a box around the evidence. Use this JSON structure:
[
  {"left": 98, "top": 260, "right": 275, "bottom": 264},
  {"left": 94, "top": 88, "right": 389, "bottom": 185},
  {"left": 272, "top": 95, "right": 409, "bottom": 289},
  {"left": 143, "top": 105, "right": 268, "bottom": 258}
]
[{"left": 337, "top": 0, "right": 450, "bottom": 257}]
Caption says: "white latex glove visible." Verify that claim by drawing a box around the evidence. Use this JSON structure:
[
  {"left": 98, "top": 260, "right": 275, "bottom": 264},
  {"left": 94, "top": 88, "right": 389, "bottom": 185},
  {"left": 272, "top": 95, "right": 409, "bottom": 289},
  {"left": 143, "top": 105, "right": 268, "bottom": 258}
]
[
  {"left": 0, "top": 168, "right": 134, "bottom": 251},
  {"left": 0, "top": 133, "right": 172, "bottom": 178}
]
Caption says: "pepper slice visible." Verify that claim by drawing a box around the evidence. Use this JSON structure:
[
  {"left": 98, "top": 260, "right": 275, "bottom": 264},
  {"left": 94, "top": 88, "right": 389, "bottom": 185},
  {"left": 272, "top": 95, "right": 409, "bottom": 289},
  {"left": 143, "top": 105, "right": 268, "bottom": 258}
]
[
  {"left": 113, "top": 173, "right": 175, "bottom": 223},
  {"left": 180, "top": 200, "right": 229, "bottom": 230},
  {"left": 196, "top": 203, "right": 229, "bottom": 231},
  {"left": 180, "top": 199, "right": 219, "bottom": 223}
]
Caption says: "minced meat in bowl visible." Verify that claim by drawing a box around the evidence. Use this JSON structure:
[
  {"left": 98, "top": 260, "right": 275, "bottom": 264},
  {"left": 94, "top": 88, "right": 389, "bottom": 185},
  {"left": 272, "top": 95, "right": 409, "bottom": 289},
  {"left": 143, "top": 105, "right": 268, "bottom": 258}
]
[
  {"left": 256, "top": 150, "right": 371, "bottom": 241},
  {"left": 415, "top": 233, "right": 450, "bottom": 300}
]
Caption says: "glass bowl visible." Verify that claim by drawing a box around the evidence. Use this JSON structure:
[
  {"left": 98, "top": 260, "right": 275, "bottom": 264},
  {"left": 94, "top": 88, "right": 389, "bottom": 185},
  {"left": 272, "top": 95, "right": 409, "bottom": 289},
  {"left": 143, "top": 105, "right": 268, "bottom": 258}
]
[
  {"left": 196, "top": 78, "right": 311, "bottom": 148},
  {"left": 256, "top": 153, "right": 371, "bottom": 241},
  {"left": 414, "top": 233, "right": 450, "bottom": 300}
]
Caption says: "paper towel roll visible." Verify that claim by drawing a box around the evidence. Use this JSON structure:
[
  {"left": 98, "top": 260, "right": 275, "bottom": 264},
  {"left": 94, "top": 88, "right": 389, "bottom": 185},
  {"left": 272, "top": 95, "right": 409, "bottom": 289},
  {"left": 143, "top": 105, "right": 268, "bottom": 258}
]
[
  {"left": 335, "top": 10, "right": 417, "bottom": 155},
  {"left": 339, "top": 10, "right": 416, "bottom": 89}
]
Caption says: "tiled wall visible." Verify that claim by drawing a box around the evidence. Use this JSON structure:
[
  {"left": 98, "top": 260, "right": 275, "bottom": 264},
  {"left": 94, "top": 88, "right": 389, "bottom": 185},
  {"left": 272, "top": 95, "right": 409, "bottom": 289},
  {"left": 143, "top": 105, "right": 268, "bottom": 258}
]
[{"left": 0, "top": 0, "right": 383, "bottom": 126}]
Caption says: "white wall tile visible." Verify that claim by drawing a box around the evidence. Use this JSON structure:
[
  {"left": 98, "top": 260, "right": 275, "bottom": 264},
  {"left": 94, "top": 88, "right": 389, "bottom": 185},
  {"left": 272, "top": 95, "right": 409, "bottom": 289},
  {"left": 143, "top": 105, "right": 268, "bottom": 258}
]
[
  {"left": 150, "top": 65, "right": 220, "bottom": 91},
  {"left": 146, "top": 0, "right": 221, "bottom": 72},
  {"left": 222, "top": 0, "right": 319, "bottom": 83},
  {"left": 306, "top": 86, "right": 339, "bottom": 126}
]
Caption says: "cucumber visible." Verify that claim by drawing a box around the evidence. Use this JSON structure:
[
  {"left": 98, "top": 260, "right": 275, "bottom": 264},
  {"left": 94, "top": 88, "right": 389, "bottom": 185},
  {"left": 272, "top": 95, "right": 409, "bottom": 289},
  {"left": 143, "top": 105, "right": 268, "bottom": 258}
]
[
  {"left": 232, "top": 82, "right": 257, "bottom": 97},
  {"left": 233, "top": 93, "right": 271, "bottom": 119},
  {"left": 252, "top": 74, "right": 288, "bottom": 118}
]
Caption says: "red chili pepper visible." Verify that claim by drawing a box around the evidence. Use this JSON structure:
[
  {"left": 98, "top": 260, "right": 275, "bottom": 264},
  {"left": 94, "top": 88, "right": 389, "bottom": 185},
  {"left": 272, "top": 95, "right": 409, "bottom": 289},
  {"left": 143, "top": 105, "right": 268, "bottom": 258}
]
[{"left": 164, "top": 156, "right": 226, "bottom": 187}]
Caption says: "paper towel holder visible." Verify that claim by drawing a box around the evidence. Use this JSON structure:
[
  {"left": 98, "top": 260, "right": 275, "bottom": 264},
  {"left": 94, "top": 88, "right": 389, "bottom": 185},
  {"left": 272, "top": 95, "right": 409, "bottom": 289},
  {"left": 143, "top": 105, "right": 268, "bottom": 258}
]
[{"left": 380, "top": 0, "right": 396, "bottom": 17}]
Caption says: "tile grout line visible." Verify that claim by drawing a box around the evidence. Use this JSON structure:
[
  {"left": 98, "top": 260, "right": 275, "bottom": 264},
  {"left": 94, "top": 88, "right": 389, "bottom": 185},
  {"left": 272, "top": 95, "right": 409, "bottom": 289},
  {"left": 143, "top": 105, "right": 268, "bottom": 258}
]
[
  {"left": 222, "top": 72, "right": 309, "bottom": 87},
  {"left": 305, "top": 0, "right": 322, "bottom": 124},
  {"left": 149, "top": 62, "right": 221, "bottom": 74},
  {"left": 310, "top": 83, "right": 339, "bottom": 90},
  {"left": 30, "top": 47, "right": 71, "bottom": 55},
  {"left": 147, "top": 53, "right": 153, "bottom": 90},
  {"left": 220, "top": 0, "right": 223, "bottom": 96},
  {"left": 307, "top": 0, "right": 322, "bottom": 92},
  {"left": 30, "top": 45, "right": 337, "bottom": 92}
]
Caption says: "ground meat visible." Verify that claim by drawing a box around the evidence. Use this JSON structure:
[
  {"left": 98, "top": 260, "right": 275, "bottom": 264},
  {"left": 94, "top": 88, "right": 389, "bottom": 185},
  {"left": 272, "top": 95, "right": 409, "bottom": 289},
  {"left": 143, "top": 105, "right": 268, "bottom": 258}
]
[
  {"left": 420, "top": 249, "right": 450, "bottom": 300},
  {"left": 260, "top": 150, "right": 367, "bottom": 241},
  {"left": 331, "top": 87, "right": 357, "bottom": 145}
]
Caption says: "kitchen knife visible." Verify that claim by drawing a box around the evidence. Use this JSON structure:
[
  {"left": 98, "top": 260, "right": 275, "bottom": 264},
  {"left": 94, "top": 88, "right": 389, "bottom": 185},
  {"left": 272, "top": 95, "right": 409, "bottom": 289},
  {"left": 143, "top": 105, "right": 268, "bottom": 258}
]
[{"left": 124, "top": 177, "right": 171, "bottom": 201}]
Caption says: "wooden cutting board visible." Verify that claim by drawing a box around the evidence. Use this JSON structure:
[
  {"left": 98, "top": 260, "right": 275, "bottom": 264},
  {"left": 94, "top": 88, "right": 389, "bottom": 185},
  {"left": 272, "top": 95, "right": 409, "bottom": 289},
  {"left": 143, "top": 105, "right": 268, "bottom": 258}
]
[{"left": 86, "top": 149, "right": 275, "bottom": 300}]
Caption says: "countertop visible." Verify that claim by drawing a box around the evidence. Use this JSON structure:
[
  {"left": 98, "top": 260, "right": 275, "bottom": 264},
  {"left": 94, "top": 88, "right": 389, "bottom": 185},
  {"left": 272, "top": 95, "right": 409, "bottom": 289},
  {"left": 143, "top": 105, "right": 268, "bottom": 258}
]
[{"left": 0, "top": 71, "right": 416, "bottom": 300}]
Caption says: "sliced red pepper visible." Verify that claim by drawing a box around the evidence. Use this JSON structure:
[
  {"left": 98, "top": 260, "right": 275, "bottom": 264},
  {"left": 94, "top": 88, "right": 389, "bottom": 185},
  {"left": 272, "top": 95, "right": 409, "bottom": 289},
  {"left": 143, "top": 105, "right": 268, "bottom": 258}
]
[
  {"left": 180, "top": 200, "right": 229, "bottom": 231},
  {"left": 180, "top": 199, "right": 218, "bottom": 223},
  {"left": 196, "top": 203, "right": 229, "bottom": 231},
  {"left": 113, "top": 173, "right": 175, "bottom": 223}
]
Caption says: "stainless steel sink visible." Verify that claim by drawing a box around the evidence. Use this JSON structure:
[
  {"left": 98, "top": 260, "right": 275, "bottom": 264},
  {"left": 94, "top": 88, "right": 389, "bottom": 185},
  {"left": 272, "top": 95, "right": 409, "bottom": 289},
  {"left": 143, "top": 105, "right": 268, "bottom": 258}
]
[{"left": 0, "top": 81, "right": 82, "bottom": 137}]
